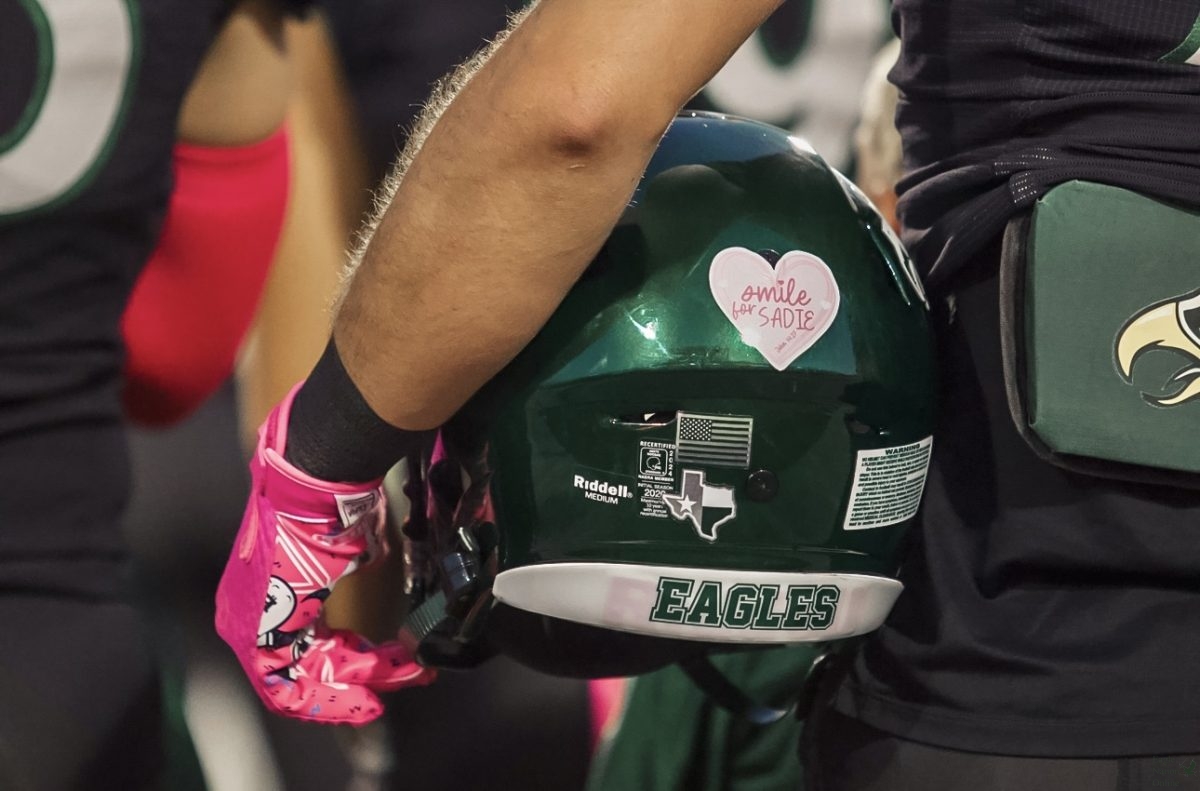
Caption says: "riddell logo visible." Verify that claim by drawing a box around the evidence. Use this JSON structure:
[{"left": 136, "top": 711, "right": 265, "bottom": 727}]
[{"left": 573, "top": 474, "right": 632, "bottom": 506}]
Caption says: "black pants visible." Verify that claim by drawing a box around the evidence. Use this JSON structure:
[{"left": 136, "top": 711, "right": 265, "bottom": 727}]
[
  {"left": 804, "top": 707, "right": 1200, "bottom": 791},
  {"left": 0, "top": 592, "right": 164, "bottom": 791}
]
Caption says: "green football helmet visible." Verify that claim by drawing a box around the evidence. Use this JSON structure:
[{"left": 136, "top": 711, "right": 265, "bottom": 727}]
[{"left": 403, "top": 112, "right": 935, "bottom": 678}]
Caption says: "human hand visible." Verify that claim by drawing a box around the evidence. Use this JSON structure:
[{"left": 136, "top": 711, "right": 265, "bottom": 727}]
[{"left": 215, "top": 387, "right": 434, "bottom": 724}]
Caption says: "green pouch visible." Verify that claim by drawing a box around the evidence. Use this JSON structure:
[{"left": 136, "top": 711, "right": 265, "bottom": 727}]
[{"left": 1000, "top": 180, "right": 1200, "bottom": 486}]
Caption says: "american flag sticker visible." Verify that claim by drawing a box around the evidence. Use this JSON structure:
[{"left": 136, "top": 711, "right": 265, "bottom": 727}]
[{"left": 675, "top": 412, "right": 753, "bottom": 468}]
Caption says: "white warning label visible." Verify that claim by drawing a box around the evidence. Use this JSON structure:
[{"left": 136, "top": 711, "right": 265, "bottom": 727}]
[
  {"left": 843, "top": 437, "right": 933, "bottom": 531},
  {"left": 637, "top": 440, "right": 676, "bottom": 519}
]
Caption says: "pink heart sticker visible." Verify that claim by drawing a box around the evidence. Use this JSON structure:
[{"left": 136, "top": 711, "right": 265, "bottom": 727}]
[{"left": 708, "top": 247, "right": 841, "bottom": 371}]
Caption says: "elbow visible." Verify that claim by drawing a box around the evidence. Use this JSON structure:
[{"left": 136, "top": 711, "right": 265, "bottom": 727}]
[{"left": 527, "top": 82, "right": 676, "bottom": 166}]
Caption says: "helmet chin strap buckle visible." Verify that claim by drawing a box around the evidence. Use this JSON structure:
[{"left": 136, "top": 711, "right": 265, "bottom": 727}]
[{"left": 402, "top": 519, "right": 499, "bottom": 669}]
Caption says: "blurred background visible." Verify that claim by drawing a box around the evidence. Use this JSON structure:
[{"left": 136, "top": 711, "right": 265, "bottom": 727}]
[{"left": 121, "top": 1, "right": 899, "bottom": 788}]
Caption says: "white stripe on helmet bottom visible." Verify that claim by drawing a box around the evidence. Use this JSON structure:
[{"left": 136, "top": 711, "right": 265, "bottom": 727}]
[{"left": 492, "top": 562, "right": 901, "bottom": 644}]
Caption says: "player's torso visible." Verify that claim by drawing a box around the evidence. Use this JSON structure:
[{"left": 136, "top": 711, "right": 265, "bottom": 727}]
[
  {"left": 890, "top": 0, "right": 1200, "bottom": 283},
  {"left": 0, "top": 0, "right": 229, "bottom": 545},
  {"left": 893, "top": 0, "right": 1200, "bottom": 168},
  {"left": 0, "top": 0, "right": 230, "bottom": 431}
]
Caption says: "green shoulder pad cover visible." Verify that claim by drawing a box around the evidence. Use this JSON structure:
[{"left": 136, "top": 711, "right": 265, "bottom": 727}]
[{"left": 1025, "top": 180, "right": 1200, "bottom": 475}]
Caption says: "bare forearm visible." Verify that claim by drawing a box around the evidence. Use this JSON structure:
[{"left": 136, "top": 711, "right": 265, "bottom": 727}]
[{"left": 334, "top": 0, "right": 783, "bottom": 429}]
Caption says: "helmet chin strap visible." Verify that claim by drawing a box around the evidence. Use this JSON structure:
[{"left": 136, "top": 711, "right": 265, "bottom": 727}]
[
  {"left": 678, "top": 646, "right": 846, "bottom": 726},
  {"left": 678, "top": 655, "right": 798, "bottom": 725},
  {"left": 400, "top": 515, "right": 499, "bottom": 669},
  {"left": 398, "top": 431, "right": 500, "bottom": 669}
]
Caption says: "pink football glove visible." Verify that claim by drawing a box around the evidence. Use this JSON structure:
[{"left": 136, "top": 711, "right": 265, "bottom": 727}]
[{"left": 215, "top": 386, "right": 434, "bottom": 724}]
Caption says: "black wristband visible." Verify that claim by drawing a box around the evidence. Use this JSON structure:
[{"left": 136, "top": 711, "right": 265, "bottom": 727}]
[{"left": 284, "top": 339, "right": 428, "bottom": 482}]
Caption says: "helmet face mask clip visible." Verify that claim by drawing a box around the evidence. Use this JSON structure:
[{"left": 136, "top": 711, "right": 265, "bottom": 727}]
[{"left": 400, "top": 112, "right": 936, "bottom": 679}]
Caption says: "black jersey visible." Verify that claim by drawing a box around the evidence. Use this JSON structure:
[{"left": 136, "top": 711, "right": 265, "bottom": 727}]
[
  {"left": 836, "top": 256, "right": 1200, "bottom": 757},
  {"left": 891, "top": 0, "right": 1200, "bottom": 287},
  {"left": 325, "top": 0, "right": 521, "bottom": 179},
  {"left": 833, "top": 0, "right": 1200, "bottom": 758},
  {"left": 0, "top": 0, "right": 233, "bottom": 594}
]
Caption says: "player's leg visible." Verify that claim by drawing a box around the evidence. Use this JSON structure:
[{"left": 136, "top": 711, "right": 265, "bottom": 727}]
[
  {"left": 806, "top": 707, "right": 1124, "bottom": 791},
  {"left": 0, "top": 589, "right": 164, "bottom": 790}
]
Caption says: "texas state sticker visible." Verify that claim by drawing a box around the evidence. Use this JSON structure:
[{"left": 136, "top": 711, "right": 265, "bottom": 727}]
[{"left": 709, "top": 247, "right": 840, "bottom": 371}]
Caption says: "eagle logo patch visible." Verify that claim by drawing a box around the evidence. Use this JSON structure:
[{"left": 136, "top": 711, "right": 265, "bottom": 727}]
[{"left": 1115, "top": 288, "right": 1200, "bottom": 407}]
